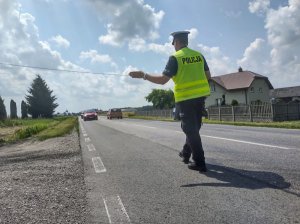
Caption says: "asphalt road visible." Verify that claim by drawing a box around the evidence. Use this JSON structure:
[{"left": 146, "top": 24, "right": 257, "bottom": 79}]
[{"left": 79, "top": 116, "right": 300, "bottom": 224}]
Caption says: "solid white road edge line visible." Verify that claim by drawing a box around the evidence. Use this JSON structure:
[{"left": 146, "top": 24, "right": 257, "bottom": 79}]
[
  {"left": 103, "top": 195, "right": 131, "bottom": 224},
  {"left": 92, "top": 157, "right": 106, "bottom": 173},
  {"left": 132, "top": 124, "right": 156, "bottom": 129},
  {"left": 202, "top": 134, "right": 291, "bottom": 150}
]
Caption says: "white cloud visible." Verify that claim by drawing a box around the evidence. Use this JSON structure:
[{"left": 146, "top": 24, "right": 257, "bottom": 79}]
[
  {"left": 79, "top": 49, "right": 117, "bottom": 68},
  {"left": 244, "top": 0, "right": 300, "bottom": 87},
  {"left": 237, "top": 38, "right": 270, "bottom": 73},
  {"left": 249, "top": 0, "right": 270, "bottom": 14},
  {"left": 50, "top": 35, "right": 70, "bottom": 48},
  {"left": 128, "top": 37, "right": 147, "bottom": 52},
  {"left": 0, "top": 0, "right": 127, "bottom": 114},
  {"left": 128, "top": 28, "right": 199, "bottom": 56},
  {"left": 198, "top": 44, "right": 236, "bottom": 76},
  {"left": 87, "top": 0, "right": 164, "bottom": 46}
]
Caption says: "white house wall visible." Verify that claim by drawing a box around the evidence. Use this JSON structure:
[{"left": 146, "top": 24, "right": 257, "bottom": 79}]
[
  {"left": 206, "top": 82, "right": 247, "bottom": 107},
  {"left": 206, "top": 79, "right": 271, "bottom": 107},
  {"left": 247, "top": 79, "right": 271, "bottom": 104}
]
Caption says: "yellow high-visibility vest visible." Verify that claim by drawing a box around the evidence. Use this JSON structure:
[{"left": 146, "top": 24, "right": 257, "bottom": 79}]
[{"left": 172, "top": 47, "right": 210, "bottom": 102}]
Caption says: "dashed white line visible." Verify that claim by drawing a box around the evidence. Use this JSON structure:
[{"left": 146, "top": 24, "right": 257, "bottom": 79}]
[
  {"left": 92, "top": 157, "right": 106, "bottom": 173},
  {"left": 87, "top": 144, "right": 96, "bottom": 151},
  {"left": 85, "top": 137, "right": 91, "bottom": 143},
  {"left": 103, "top": 195, "right": 131, "bottom": 224}
]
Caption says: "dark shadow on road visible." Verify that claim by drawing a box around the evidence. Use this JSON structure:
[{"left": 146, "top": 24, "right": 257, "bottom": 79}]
[{"left": 181, "top": 164, "right": 293, "bottom": 193}]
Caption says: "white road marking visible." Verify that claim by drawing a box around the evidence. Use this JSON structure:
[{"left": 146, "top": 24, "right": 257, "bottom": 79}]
[
  {"left": 174, "top": 131, "right": 293, "bottom": 150},
  {"left": 85, "top": 137, "right": 91, "bottom": 143},
  {"left": 87, "top": 144, "right": 96, "bottom": 151},
  {"left": 132, "top": 124, "right": 156, "bottom": 129},
  {"left": 103, "top": 195, "right": 131, "bottom": 224},
  {"left": 83, "top": 133, "right": 88, "bottom": 137},
  {"left": 202, "top": 135, "right": 292, "bottom": 150},
  {"left": 92, "top": 157, "right": 106, "bottom": 173},
  {"left": 103, "top": 119, "right": 296, "bottom": 150}
]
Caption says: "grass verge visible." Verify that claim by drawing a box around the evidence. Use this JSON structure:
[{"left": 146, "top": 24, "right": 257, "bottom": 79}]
[
  {"left": 0, "top": 116, "right": 78, "bottom": 145},
  {"left": 37, "top": 117, "right": 78, "bottom": 140},
  {"left": 127, "top": 115, "right": 300, "bottom": 129},
  {"left": 202, "top": 119, "right": 300, "bottom": 129}
]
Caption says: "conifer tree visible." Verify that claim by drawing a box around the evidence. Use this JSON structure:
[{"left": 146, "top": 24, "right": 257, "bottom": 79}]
[
  {"left": 10, "top": 99, "right": 17, "bottom": 119},
  {"left": 26, "top": 74, "right": 58, "bottom": 118},
  {"left": 0, "top": 96, "right": 7, "bottom": 120},
  {"left": 21, "top": 100, "right": 28, "bottom": 119}
]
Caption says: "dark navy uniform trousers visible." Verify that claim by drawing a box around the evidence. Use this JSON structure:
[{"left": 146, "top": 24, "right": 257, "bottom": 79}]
[{"left": 177, "top": 97, "right": 206, "bottom": 166}]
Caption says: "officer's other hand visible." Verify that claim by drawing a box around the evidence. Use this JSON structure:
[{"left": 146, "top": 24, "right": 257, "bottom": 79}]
[{"left": 129, "top": 71, "right": 144, "bottom": 79}]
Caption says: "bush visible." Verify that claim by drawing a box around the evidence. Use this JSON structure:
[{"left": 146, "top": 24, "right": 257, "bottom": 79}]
[{"left": 231, "top": 99, "right": 239, "bottom": 106}]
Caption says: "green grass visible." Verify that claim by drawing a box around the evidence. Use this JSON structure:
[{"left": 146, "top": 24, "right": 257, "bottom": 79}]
[
  {"left": 202, "top": 119, "right": 300, "bottom": 129},
  {"left": 1, "top": 116, "right": 78, "bottom": 144},
  {"left": 37, "top": 117, "right": 78, "bottom": 140}
]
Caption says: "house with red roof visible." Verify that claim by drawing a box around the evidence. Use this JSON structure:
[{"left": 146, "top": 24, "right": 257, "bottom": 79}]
[{"left": 206, "top": 67, "right": 274, "bottom": 107}]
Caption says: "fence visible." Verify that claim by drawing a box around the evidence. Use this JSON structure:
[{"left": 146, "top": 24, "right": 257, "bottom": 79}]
[
  {"left": 133, "top": 102, "right": 300, "bottom": 122},
  {"left": 272, "top": 101, "right": 300, "bottom": 121},
  {"left": 135, "top": 109, "right": 173, "bottom": 119},
  {"left": 207, "top": 102, "right": 300, "bottom": 122}
]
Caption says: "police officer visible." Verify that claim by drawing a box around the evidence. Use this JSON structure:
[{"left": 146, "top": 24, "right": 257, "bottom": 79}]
[{"left": 129, "top": 31, "right": 211, "bottom": 172}]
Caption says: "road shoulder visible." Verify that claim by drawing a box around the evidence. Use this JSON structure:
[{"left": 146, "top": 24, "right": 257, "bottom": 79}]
[{"left": 0, "top": 131, "right": 89, "bottom": 224}]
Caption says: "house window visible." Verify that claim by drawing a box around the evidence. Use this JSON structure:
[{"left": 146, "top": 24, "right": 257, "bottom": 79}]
[
  {"left": 259, "top": 87, "right": 262, "bottom": 93},
  {"left": 210, "top": 83, "right": 216, "bottom": 92},
  {"left": 250, "top": 87, "right": 254, "bottom": 93}
]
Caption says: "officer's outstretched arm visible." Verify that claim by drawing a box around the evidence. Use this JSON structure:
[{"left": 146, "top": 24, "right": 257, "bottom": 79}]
[{"left": 129, "top": 71, "right": 170, "bottom": 85}]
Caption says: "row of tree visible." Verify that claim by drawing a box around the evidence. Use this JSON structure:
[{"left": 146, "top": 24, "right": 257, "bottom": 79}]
[
  {"left": 0, "top": 75, "right": 58, "bottom": 120},
  {"left": 0, "top": 97, "right": 29, "bottom": 119}
]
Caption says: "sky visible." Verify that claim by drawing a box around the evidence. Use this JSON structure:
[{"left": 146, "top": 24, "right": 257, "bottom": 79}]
[{"left": 0, "top": 0, "right": 299, "bottom": 115}]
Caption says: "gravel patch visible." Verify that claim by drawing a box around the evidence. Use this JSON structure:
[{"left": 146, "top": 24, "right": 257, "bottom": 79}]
[{"left": 0, "top": 131, "right": 89, "bottom": 224}]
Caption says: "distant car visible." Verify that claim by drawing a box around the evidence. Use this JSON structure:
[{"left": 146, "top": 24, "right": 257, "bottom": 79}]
[
  {"left": 83, "top": 109, "right": 98, "bottom": 121},
  {"left": 107, "top": 108, "right": 122, "bottom": 119}
]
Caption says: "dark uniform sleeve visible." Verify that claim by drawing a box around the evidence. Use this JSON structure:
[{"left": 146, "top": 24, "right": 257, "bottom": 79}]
[
  {"left": 163, "top": 56, "right": 178, "bottom": 78},
  {"left": 202, "top": 55, "right": 210, "bottom": 71}
]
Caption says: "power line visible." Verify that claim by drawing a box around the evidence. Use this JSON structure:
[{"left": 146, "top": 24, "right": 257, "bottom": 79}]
[{"left": 0, "top": 62, "right": 126, "bottom": 76}]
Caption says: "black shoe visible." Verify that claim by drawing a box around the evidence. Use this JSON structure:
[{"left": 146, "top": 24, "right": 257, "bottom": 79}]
[
  {"left": 178, "top": 152, "right": 190, "bottom": 164},
  {"left": 188, "top": 162, "right": 207, "bottom": 172}
]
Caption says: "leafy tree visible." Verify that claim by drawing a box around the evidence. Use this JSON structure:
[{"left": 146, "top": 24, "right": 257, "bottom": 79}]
[
  {"left": 26, "top": 74, "right": 58, "bottom": 118},
  {"left": 145, "top": 89, "right": 175, "bottom": 109},
  {"left": 21, "top": 100, "right": 28, "bottom": 119},
  {"left": 10, "top": 99, "right": 17, "bottom": 119},
  {"left": 0, "top": 96, "right": 7, "bottom": 120}
]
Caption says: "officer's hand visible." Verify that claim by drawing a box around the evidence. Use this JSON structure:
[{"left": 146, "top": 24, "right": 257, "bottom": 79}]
[{"left": 129, "top": 71, "right": 144, "bottom": 79}]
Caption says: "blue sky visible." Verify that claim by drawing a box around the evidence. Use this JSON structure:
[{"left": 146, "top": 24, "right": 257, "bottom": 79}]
[{"left": 0, "top": 0, "right": 299, "bottom": 114}]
